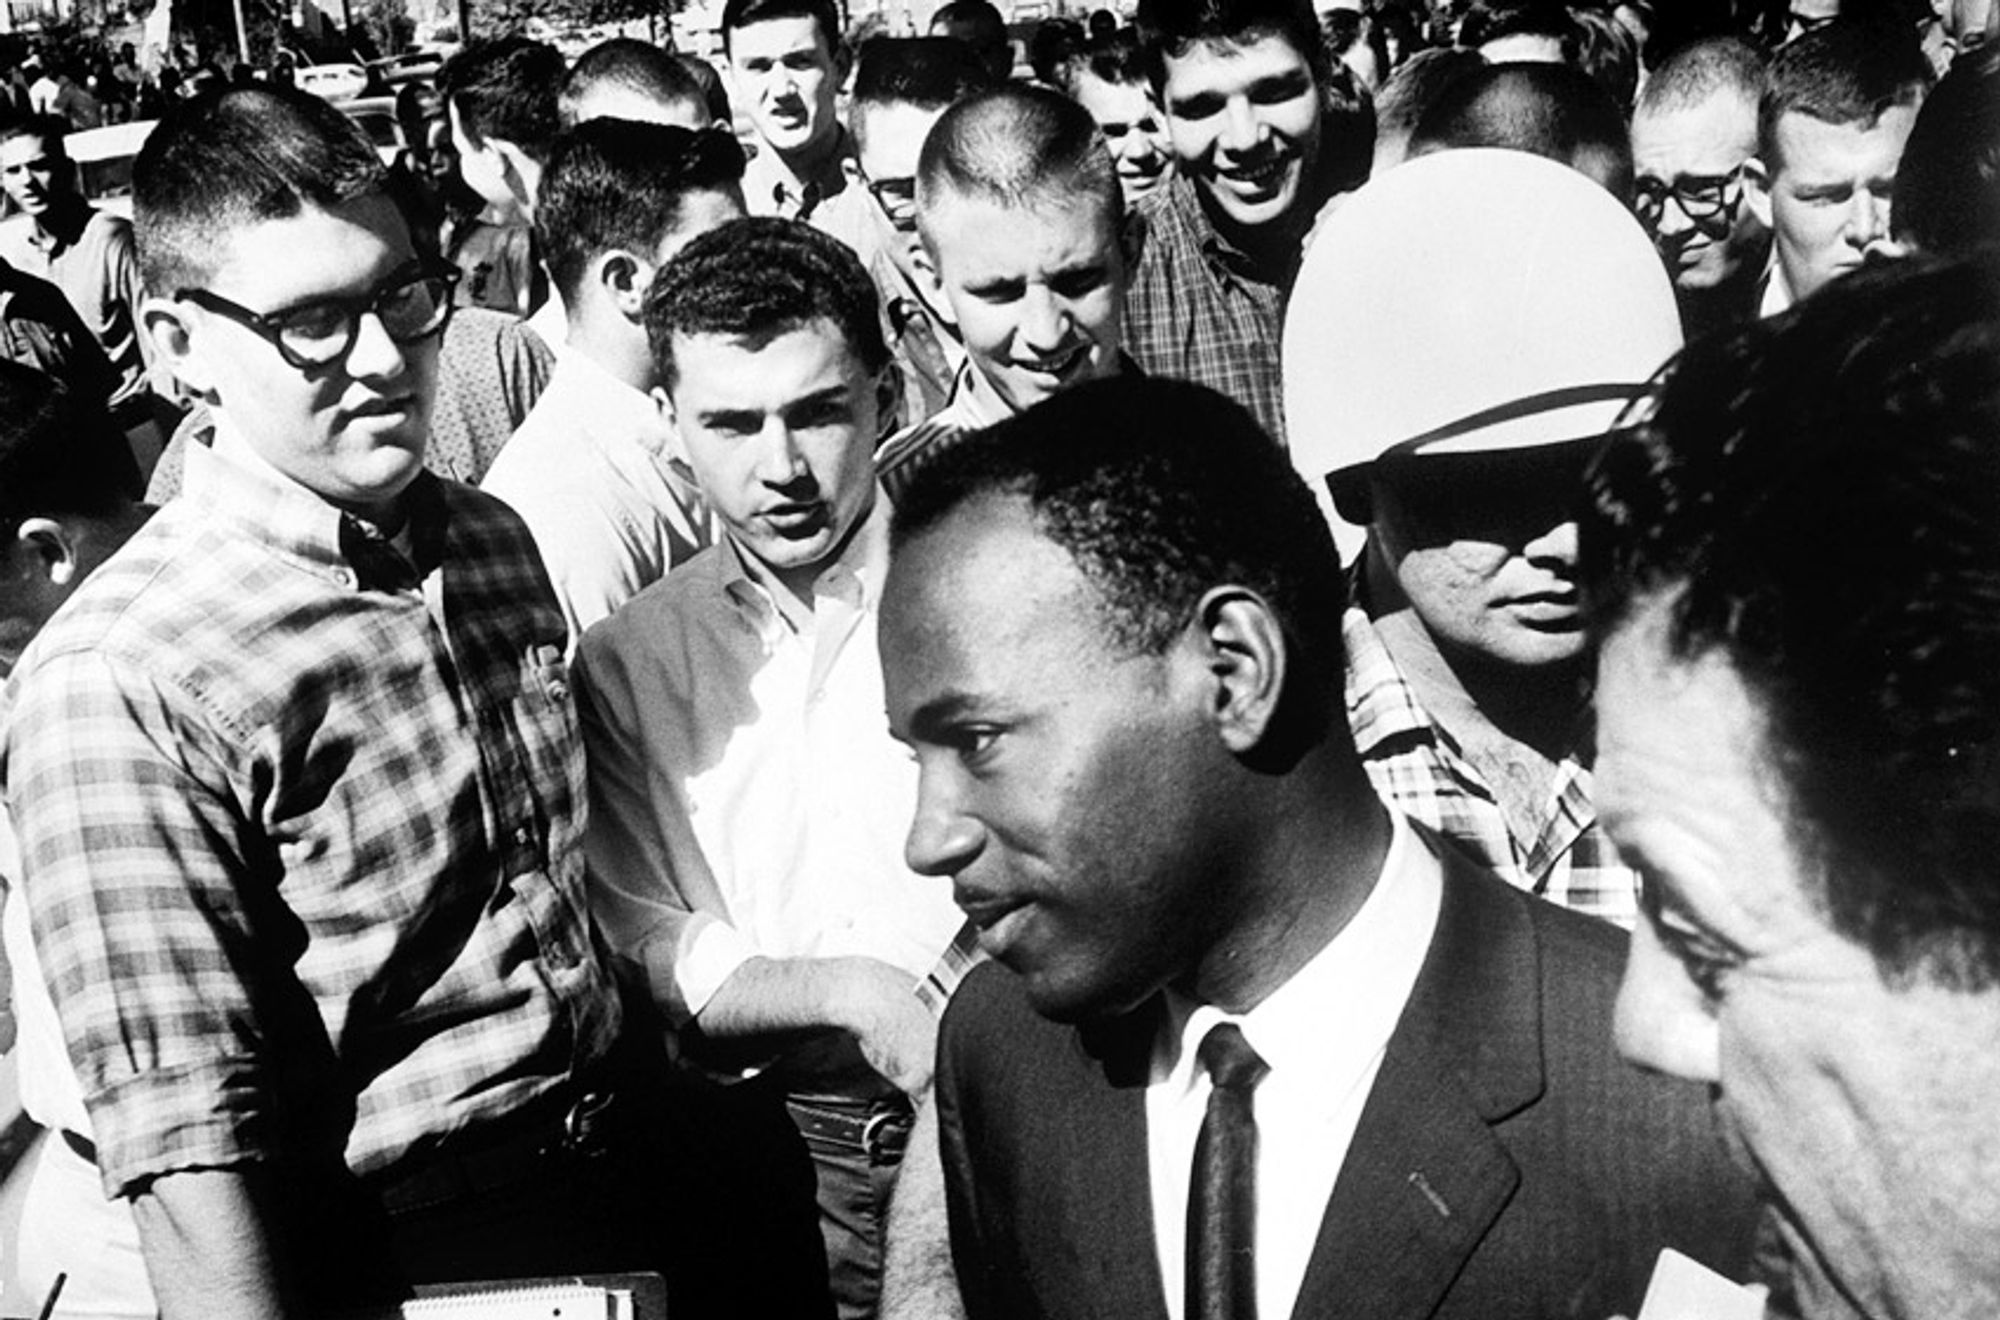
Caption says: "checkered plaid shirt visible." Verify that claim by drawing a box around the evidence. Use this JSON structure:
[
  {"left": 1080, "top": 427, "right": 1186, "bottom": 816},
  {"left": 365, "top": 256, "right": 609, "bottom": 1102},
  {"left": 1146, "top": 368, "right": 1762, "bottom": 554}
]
[
  {"left": 0, "top": 442, "right": 622, "bottom": 1198},
  {"left": 1123, "top": 173, "right": 1292, "bottom": 445},
  {"left": 1342, "top": 607, "right": 1640, "bottom": 927}
]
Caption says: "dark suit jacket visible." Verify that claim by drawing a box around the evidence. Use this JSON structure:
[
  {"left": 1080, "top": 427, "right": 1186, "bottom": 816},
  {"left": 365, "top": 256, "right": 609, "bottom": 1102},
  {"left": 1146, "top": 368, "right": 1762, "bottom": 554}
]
[{"left": 936, "top": 837, "right": 1759, "bottom": 1320}]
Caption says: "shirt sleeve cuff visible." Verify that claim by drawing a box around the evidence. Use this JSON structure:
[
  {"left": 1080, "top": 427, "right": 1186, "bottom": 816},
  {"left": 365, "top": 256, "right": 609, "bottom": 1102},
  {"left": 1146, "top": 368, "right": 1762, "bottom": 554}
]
[{"left": 669, "top": 914, "right": 758, "bottom": 1022}]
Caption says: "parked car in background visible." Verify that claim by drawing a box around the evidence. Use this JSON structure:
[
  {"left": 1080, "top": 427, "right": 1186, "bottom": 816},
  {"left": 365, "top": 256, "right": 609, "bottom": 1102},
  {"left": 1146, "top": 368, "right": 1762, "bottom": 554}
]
[
  {"left": 295, "top": 62, "right": 369, "bottom": 102},
  {"left": 63, "top": 118, "right": 155, "bottom": 220},
  {"left": 366, "top": 50, "right": 444, "bottom": 90},
  {"left": 338, "top": 95, "right": 407, "bottom": 165}
]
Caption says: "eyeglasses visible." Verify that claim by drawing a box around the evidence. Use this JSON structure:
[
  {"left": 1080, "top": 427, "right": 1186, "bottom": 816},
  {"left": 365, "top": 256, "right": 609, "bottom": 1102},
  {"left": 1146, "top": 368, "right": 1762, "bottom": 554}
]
[
  {"left": 1787, "top": 8, "right": 1840, "bottom": 34},
  {"left": 1633, "top": 168, "right": 1743, "bottom": 233},
  {"left": 861, "top": 172, "right": 919, "bottom": 232},
  {"left": 176, "top": 262, "right": 460, "bottom": 371}
]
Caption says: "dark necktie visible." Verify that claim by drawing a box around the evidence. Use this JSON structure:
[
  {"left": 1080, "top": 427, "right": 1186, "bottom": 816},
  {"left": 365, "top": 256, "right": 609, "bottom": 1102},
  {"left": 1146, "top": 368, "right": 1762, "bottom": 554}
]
[{"left": 1187, "top": 1022, "right": 1270, "bottom": 1320}]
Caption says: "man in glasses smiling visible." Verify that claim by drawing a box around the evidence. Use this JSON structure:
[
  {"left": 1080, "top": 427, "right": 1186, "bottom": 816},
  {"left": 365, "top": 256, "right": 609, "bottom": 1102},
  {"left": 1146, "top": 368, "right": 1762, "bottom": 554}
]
[
  {"left": 1631, "top": 36, "right": 1772, "bottom": 338},
  {"left": 0, "top": 83, "right": 823, "bottom": 1320}
]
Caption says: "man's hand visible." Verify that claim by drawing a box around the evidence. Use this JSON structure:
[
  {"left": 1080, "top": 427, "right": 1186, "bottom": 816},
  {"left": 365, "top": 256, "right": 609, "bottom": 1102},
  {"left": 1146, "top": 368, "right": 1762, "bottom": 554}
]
[{"left": 829, "top": 958, "right": 938, "bottom": 1096}]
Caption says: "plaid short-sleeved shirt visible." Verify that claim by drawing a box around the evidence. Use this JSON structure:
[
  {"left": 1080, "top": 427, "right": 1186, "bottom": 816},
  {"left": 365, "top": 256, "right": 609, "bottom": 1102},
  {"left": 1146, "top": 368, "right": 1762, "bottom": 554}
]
[
  {"left": 0, "top": 441, "right": 621, "bottom": 1198},
  {"left": 1122, "top": 173, "right": 1292, "bottom": 446},
  {"left": 1342, "top": 606, "right": 1640, "bottom": 928}
]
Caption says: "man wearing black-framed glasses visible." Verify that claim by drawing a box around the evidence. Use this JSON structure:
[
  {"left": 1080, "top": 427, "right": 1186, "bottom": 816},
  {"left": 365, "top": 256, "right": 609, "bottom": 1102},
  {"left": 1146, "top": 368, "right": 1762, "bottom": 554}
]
[
  {"left": 1631, "top": 36, "right": 1772, "bottom": 338},
  {"left": 0, "top": 81, "right": 830, "bottom": 1320}
]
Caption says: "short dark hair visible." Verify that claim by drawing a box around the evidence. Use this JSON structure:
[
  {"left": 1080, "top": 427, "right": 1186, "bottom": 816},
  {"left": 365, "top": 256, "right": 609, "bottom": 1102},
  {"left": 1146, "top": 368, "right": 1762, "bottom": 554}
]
[
  {"left": 1374, "top": 46, "right": 1484, "bottom": 146},
  {"left": 1029, "top": 16, "right": 1086, "bottom": 85},
  {"left": 536, "top": 120, "right": 746, "bottom": 307},
  {"left": 1411, "top": 62, "right": 1634, "bottom": 202},
  {"left": 1135, "top": 0, "right": 1330, "bottom": 94},
  {"left": 133, "top": 82, "right": 388, "bottom": 295},
  {"left": 916, "top": 84, "right": 1123, "bottom": 255},
  {"left": 561, "top": 38, "right": 709, "bottom": 126},
  {"left": 722, "top": 0, "right": 842, "bottom": 58},
  {"left": 1891, "top": 42, "right": 2000, "bottom": 257},
  {"left": 891, "top": 376, "right": 1348, "bottom": 687},
  {"left": 1457, "top": 0, "right": 1579, "bottom": 52},
  {"left": 1068, "top": 25, "right": 1150, "bottom": 89},
  {"left": 849, "top": 36, "right": 996, "bottom": 150},
  {"left": 1580, "top": 252, "right": 2000, "bottom": 990},
  {"left": 0, "top": 111, "right": 68, "bottom": 158},
  {"left": 437, "top": 36, "right": 566, "bottom": 162},
  {"left": 1758, "top": 22, "right": 1932, "bottom": 169},
  {"left": 644, "top": 216, "right": 888, "bottom": 393},
  {"left": 0, "top": 360, "right": 141, "bottom": 528}
]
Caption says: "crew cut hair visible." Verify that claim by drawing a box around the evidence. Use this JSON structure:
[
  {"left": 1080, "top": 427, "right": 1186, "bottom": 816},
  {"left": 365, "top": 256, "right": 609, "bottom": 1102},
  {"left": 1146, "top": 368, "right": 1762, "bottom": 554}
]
[
  {"left": 133, "top": 81, "right": 387, "bottom": 295},
  {"left": 0, "top": 111, "right": 70, "bottom": 156},
  {"left": 1581, "top": 252, "right": 2000, "bottom": 991},
  {"left": 536, "top": 120, "right": 746, "bottom": 307},
  {"left": 1758, "top": 21, "right": 1932, "bottom": 168},
  {"left": 1635, "top": 34, "right": 1765, "bottom": 120},
  {"left": 891, "top": 375, "right": 1348, "bottom": 692},
  {"left": 644, "top": 216, "right": 888, "bottom": 393},
  {"left": 560, "top": 38, "right": 710, "bottom": 126},
  {"left": 437, "top": 35, "right": 566, "bottom": 161},
  {"left": 1135, "top": 0, "right": 1330, "bottom": 95},
  {"left": 915, "top": 83, "right": 1123, "bottom": 256}
]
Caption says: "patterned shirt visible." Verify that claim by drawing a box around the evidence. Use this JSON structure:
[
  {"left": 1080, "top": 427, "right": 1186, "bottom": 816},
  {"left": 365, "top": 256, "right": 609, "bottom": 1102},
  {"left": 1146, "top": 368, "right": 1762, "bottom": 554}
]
[
  {"left": 1123, "top": 173, "right": 1294, "bottom": 446},
  {"left": 0, "top": 436, "right": 622, "bottom": 1198},
  {"left": 1342, "top": 606, "right": 1639, "bottom": 927}
]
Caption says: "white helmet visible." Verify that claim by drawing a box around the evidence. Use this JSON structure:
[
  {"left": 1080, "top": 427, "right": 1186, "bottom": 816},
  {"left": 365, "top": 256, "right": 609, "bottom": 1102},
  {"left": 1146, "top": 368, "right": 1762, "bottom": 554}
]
[{"left": 1281, "top": 147, "right": 1682, "bottom": 561}]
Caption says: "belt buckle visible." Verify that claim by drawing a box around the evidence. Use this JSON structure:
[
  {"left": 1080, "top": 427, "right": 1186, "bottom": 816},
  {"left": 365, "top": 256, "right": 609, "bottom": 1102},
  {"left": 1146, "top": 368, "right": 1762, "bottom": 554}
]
[
  {"left": 860, "top": 1107, "right": 904, "bottom": 1161},
  {"left": 563, "top": 1089, "right": 615, "bottom": 1159}
]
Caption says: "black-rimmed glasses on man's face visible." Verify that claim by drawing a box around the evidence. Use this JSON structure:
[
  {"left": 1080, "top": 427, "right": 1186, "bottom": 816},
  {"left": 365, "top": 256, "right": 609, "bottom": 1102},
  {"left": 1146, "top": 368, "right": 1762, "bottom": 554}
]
[
  {"left": 1633, "top": 168, "right": 1743, "bottom": 235},
  {"left": 861, "top": 172, "right": 920, "bottom": 233},
  {"left": 175, "top": 262, "right": 460, "bottom": 371}
]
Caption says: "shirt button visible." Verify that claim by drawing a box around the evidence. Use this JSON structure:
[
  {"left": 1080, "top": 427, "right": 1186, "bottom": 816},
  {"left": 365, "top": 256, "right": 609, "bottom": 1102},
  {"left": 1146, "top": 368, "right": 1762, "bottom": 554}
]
[
  {"left": 514, "top": 825, "right": 534, "bottom": 847},
  {"left": 546, "top": 679, "right": 570, "bottom": 702},
  {"left": 332, "top": 567, "right": 356, "bottom": 588}
]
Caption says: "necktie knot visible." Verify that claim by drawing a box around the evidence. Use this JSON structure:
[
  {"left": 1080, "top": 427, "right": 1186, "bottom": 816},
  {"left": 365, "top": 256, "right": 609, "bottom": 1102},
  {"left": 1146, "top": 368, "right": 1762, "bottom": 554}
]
[{"left": 1197, "top": 1022, "right": 1268, "bottom": 1094}]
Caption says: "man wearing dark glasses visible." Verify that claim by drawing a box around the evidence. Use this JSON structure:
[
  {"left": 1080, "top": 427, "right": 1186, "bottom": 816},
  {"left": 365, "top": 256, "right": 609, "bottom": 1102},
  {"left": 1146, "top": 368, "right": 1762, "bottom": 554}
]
[
  {"left": 0, "top": 84, "right": 828, "bottom": 1320},
  {"left": 1631, "top": 36, "right": 1772, "bottom": 339},
  {"left": 1283, "top": 149, "right": 1682, "bottom": 931}
]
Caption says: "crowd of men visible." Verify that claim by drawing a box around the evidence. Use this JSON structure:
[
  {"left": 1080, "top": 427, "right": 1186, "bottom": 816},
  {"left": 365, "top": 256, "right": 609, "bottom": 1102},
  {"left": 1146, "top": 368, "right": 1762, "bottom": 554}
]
[{"left": 0, "top": 0, "right": 1995, "bottom": 1315}]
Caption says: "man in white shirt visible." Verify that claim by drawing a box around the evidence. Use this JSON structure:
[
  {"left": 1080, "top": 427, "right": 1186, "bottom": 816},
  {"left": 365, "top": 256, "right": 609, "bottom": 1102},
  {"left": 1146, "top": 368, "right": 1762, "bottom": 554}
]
[
  {"left": 482, "top": 119, "right": 745, "bottom": 646},
  {"left": 572, "top": 217, "right": 968, "bottom": 1320},
  {"left": 879, "top": 375, "right": 1758, "bottom": 1320},
  {"left": 725, "top": 0, "right": 857, "bottom": 225}
]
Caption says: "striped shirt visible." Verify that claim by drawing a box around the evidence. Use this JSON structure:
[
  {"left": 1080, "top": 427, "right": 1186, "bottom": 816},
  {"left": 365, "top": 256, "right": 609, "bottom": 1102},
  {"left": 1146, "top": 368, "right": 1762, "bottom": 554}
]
[
  {"left": 1342, "top": 606, "right": 1640, "bottom": 927},
  {"left": 1123, "top": 173, "right": 1293, "bottom": 446},
  {"left": 0, "top": 439, "right": 622, "bottom": 1198}
]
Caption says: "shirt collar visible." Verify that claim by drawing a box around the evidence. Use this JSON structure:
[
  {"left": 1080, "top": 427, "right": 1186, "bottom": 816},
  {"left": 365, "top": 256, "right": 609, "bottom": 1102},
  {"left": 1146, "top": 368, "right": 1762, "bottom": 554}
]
[
  {"left": 190, "top": 414, "right": 446, "bottom": 589},
  {"left": 1342, "top": 602, "right": 1443, "bottom": 757},
  {"left": 1153, "top": 812, "right": 1441, "bottom": 1096},
  {"left": 718, "top": 488, "right": 890, "bottom": 636}
]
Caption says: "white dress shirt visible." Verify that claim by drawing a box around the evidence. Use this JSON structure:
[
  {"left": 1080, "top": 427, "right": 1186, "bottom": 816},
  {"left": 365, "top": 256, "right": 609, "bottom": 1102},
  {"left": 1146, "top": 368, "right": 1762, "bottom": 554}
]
[
  {"left": 1146, "top": 814, "right": 1444, "bottom": 1320},
  {"left": 481, "top": 350, "right": 716, "bottom": 651}
]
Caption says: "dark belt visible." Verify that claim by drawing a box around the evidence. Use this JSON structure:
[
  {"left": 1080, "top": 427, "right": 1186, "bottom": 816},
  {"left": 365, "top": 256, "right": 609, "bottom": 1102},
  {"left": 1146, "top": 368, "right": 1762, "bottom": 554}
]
[
  {"left": 61, "top": 1127, "right": 97, "bottom": 1164},
  {"left": 373, "top": 1082, "right": 619, "bottom": 1216},
  {"left": 784, "top": 1094, "right": 913, "bottom": 1163}
]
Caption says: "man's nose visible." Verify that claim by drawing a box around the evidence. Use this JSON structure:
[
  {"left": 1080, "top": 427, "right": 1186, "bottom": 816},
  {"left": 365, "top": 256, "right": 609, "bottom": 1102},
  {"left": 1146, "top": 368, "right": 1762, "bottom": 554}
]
[
  {"left": 904, "top": 773, "right": 986, "bottom": 878},
  {"left": 1217, "top": 97, "right": 1263, "bottom": 155},
  {"left": 1844, "top": 188, "right": 1891, "bottom": 245},
  {"left": 1018, "top": 286, "right": 1071, "bottom": 353},
  {"left": 345, "top": 309, "right": 411, "bottom": 381}
]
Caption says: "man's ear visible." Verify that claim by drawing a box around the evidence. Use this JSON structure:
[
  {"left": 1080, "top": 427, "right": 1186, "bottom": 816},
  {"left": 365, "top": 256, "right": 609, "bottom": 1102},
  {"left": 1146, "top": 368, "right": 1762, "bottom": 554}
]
[
  {"left": 909, "top": 242, "right": 954, "bottom": 328},
  {"left": 1190, "top": 585, "right": 1288, "bottom": 755},
  {"left": 16, "top": 516, "right": 79, "bottom": 587},
  {"left": 874, "top": 364, "right": 905, "bottom": 442},
  {"left": 842, "top": 155, "right": 866, "bottom": 188},
  {"left": 140, "top": 295, "right": 213, "bottom": 399},
  {"left": 597, "top": 249, "right": 646, "bottom": 317},
  {"left": 1743, "top": 155, "right": 1775, "bottom": 231}
]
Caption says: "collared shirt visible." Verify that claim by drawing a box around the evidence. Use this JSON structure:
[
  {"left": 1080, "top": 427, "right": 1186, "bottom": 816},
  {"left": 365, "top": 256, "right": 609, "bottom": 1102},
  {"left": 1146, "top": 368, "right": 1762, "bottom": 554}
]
[
  {"left": 0, "top": 433, "right": 621, "bottom": 1198},
  {"left": 1758, "top": 252, "right": 1797, "bottom": 318},
  {"left": 573, "top": 499, "right": 965, "bottom": 1034},
  {"left": 482, "top": 349, "right": 716, "bottom": 651},
  {"left": 1124, "top": 173, "right": 1293, "bottom": 446},
  {"left": 1146, "top": 814, "right": 1442, "bottom": 1320},
  {"left": 0, "top": 207, "right": 148, "bottom": 409},
  {"left": 875, "top": 357, "right": 1016, "bottom": 501},
  {"left": 741, "top": 127, "right": 858, "bottom": 228},
  {"left": 1342, "top": 605, "right": 1639, "bottom": 927}
]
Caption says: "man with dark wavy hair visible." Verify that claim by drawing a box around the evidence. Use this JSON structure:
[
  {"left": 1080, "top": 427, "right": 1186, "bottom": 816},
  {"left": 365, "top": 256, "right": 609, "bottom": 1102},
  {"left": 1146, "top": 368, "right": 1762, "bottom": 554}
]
[{"left": 1582, "top": 250, "right": 2000, "bottom": 1320}]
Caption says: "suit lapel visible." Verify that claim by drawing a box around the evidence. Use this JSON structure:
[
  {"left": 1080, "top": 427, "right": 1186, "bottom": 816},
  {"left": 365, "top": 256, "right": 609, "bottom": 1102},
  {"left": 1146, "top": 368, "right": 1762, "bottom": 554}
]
[
  {"left": 1290, "top": 837, "right": 1548, "bottom": 1320},
  {"left": 1067, "top": 1012, "right": 1173, "bottom": 1320}
]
